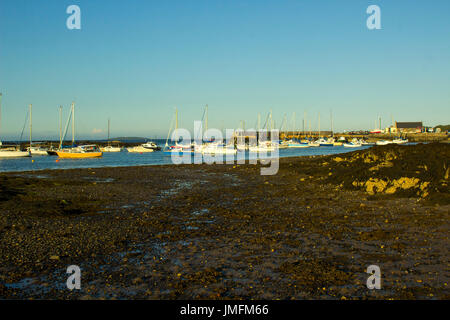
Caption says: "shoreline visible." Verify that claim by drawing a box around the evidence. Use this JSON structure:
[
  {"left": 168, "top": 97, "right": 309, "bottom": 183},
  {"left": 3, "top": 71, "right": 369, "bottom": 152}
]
[
  {"left": 0, "top": 143, "right": 448, "bottom": 299},
  {"left": 0, "top": 145, "right": 373, "bottom": 174}
]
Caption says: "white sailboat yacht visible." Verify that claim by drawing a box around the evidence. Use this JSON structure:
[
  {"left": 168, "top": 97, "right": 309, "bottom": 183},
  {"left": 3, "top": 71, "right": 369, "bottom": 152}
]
[
  {"left": 0, "top": 94, "right": 30, "bottom": 158},
  {"left": 101, "top": 119, "right": 121, "bottom": 152}
]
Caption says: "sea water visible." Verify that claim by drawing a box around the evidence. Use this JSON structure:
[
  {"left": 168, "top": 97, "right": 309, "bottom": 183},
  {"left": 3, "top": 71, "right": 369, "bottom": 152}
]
[{"left": 0, "top": 143, "right": 371, "bottom": 173}]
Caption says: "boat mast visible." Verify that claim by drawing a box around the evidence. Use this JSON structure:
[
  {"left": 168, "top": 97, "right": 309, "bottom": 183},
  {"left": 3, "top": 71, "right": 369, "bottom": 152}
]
[
  {"left": 303, "top": 111, "right": 306, "bottom": 138},
  {"left": 0, "top": 93, "right": 2, "bottom": 143},
  {"left": 108, "top": 118, "right": 110, "bottom": 145},
  {"left": 270, "top": 110, "right": 273, "bottom": 132},
  {"left": 330, "top": 109, "right": 333, "bottom": 137},
  {"left": 29, "top": 104, "right": 32, "bottom": 148},
  {"left": 293, "top": 112, "right": 296, "bottom": 139},
  {"left": 59, "top": 106, "right": 62, "bottom": 148},
  {"left": 205, "top": 104, "right": 208, "bottom": 132},
  {"left": 71, "top": 102, "right": 75, "bottom": 146},
  {"left": 318, "top": 112, "right": 321, "bottom": 138}
]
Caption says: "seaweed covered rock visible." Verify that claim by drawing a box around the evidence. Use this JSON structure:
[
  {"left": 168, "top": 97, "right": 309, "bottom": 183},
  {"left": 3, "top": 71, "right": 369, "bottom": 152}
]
[{"left": 327, "top": 143, "right": 450, "bottom": 204}]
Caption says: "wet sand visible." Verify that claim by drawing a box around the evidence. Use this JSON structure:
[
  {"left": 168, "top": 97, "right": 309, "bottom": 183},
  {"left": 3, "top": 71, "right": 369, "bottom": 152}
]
[{"left": 0, "top": 143, "right": 448, "bottom": 299}]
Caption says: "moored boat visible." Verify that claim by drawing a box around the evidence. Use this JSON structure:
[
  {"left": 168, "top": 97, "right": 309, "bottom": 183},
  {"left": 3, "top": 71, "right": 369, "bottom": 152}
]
[
  {"left": 57, "top": 145, "right": 103, "bottom": 158},
  {"left": 127, "top": 145, "right": 154, "bottom": 153},
  {"left": 0, "top": 144, "right": 30, "bottom": 158},
  {"left": 392, "top": 138, "right": 408, "bottom": 144},
  {"left": 101, "top": 145, "right": 122, "bottom": 152},
  {"left": 287, "top": 140, "right": 309, "bottom": 148},
  {"left": 0, "top": 94, "right": 30, "bottom": 158},
  {"left": 318, "top": 137, "right": 334, "bottom": 147},
  {"left": 376, "top": 140, "right": 393, "bottom": 146},
  {"left": 343, "top": 142, "right": 362, "bottom": 148},
  {"left": 28, "top": 145, "right": 49, "bottom": 155}
]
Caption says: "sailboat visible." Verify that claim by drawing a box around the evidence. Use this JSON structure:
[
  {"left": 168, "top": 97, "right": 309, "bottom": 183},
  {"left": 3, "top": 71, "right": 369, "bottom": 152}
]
[
  {"left": 286, "top": 112, "right": 309, "bottom": 148},
  {"left": 101, "top": 119, "right": 121, "bottom": 152},
  {"left": 26, "top": 104, "right": 49, "bottom": 155},
  {"left": 344, "top": 138, "right": 363, "bottom": 148},
  {"left": 0, "top": 94, "right": 30, "bottom": 158},
  {"left": 56, "top": 102, "right": 103, "bottom": 158},
  {"left": 47, "top": 106, "right": 63, "bottom": 155},
  {"left": 163, "top": 108, "right": 193, "bottom": 154},
  {"left": 127, "top": 141, "right": 156, "bottom": 153}
]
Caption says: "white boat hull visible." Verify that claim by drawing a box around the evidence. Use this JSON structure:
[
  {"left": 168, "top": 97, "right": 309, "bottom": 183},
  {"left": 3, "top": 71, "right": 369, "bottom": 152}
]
[
  {"left": 202, "top": 148, "right": 237, "bottom": 155},
  {"left": 127, "top": 146, "right": 154, "bottom": 153},
  {"left": 376, "top": 140, "right": 392, "bottom": 146},
  {"left": 343, "top": 143, "right": 362, "bottom": 148},
  {"left": 0, "top": 150, "right": 31, "bottom": 158},
  {"left": 248, "top": 147, "right": 276, "bottom": 153},
  {"left": 30, "top": 150, "right": 49, "bottom": 155},
  {"left": 101, "top": 146, "right": 122, "bottom": 152}
]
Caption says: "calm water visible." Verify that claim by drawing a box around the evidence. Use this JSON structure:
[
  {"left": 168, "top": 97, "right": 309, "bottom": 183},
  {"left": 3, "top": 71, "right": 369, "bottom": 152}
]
[{"left": 0, "top": 143, "right": 372, "bottom": 173}]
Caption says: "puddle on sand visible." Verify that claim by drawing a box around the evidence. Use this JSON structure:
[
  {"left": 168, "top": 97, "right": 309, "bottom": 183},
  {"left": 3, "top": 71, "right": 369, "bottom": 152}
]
[
  {"left": 191, "top": 208, "right": 209, "bottom": 216},
  {"left": 16, "top": 174, "right": 51, "bottom": 179},
  {"left": 83, "top": 177, "right": 115, "bottom": 183},
  {"left": 159, "top": 180, "right": 196, "bottom": 199},
  {"left": 4, "top": 277, "right": 36, "bottom": 289}
]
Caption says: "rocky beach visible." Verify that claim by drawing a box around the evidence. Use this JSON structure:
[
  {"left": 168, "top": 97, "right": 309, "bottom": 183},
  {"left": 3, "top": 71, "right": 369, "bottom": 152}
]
[{"left": 0, "top": 143, "right": 448, "bottom": 299}]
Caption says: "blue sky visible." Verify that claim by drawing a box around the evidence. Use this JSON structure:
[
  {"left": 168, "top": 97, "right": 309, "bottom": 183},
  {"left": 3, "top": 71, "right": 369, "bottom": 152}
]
[{"left": 0, "top": 0, "right": 449, "bottom": 139}]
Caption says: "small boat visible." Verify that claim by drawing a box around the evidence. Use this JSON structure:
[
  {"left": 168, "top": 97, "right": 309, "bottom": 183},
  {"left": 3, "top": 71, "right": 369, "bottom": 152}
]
[
  {"left": 101, "top": 119, "right": 123, "bottom": 152},
  {"left": 142, "top": 141, "right": 160, "bottom": 150},
  {"left": 318, "top": 138, "right": 334, "bottom": 147},
  {"left": 343, "top": 142, "right": 362, "bottom": 148},
  {"left": 333, "top": 137, "right": 346, "bottom": 146},
  {"left": 392, "top": 138, "right": 408, "bottom": 144},
  {"left": 248, "top": 141, "right": 277, "bottom": 153},
  {"left": 163, "top": 145, "right": 194, "bottom": 154},
  {"left": 308, "top": 141, "right": 320, "bottom": 147},
  {"left": 344, "top": 138, "right": 363, "bottom": 148},
  {"left": 57, "top": 145, "right": 103, "bottom": 158},
  {"left": 0, "top": 95, "right": 30, "bottom": 158},
  {"left": 28, "top": 145, "right": 49, "bottom": 155},
  {"left": 127, "top": 145, "right": 154, "bottom": 153},
  {"left": 202, "top": 143, "right": 236, "bottom": 155},
  {"left": 47, "top": 149, "right": 58, "bottom": 156},
  {"left": 376, "top": 140, "right": 393, "bottom": 146},
  {"left": 287, "top": 140, "right": 309, "bottom": 148},
  {"left": 101, "top": 145, "right": 122, "bottom": 152},
  {"left": 0, "top": 143, "right": 30, "bottom": 158}
]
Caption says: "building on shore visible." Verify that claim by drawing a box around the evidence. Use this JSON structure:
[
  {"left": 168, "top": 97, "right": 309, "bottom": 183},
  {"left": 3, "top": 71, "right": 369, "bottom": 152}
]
[{"left": 387, "top": 121, "right": 423, "bottom": 133}]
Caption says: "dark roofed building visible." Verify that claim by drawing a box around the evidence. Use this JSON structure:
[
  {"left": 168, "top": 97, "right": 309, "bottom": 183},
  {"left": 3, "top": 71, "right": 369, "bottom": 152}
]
[{"left": 395, "top": 121, "right": 423, "bottom": 133}]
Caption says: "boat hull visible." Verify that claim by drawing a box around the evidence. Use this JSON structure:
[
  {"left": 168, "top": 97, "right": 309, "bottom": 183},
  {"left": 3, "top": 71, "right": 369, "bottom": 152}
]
[
  {"left": 287, "top": 144, "right": 309, "bottom": 148},
  {"left": 0, "top": 151, "right": 31, "bottom": 158},
  {"left": 101, "top": 147, "right": 122, "bottom": 152},
  {"left": 343, "top": 143, "right": 362, "bottom": 148},
  {"left": 127, "top": 147, "right": 154, "bottom": 153},
  {"left": 30, "top": 150, "right": 49, "bottom": 156},
  {"left": 56, "top": 151, "right": 103, "bottom": 158}
]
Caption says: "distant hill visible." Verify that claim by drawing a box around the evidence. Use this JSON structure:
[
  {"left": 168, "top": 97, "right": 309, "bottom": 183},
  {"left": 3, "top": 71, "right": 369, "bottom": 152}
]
[
  {"left": 434, "top": 125, "right": 450, "bottom": 132},
  {"left": 109, "top": 137, "right": 149, "bottom": 142}
]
